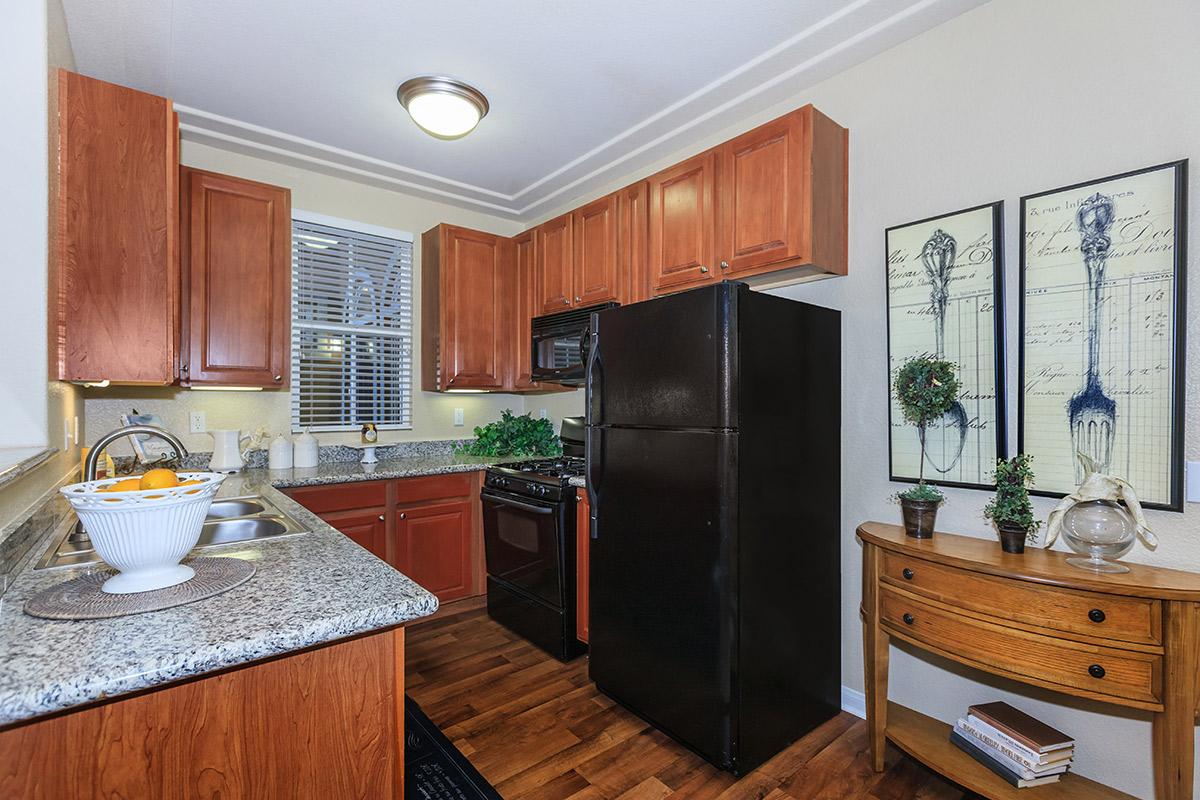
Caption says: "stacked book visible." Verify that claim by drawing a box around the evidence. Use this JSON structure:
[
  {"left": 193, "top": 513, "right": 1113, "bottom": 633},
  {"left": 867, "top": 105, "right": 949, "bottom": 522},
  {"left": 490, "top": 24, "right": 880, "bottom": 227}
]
[{"left": 950, "top": 702, "right": 1075, "bottom": 788}]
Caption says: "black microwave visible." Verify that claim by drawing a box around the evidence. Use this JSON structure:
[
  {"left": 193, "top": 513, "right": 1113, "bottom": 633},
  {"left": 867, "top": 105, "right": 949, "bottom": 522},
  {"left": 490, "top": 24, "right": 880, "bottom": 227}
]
[{"left": 530, "top": 302, "right": 618, "bottom": 385}]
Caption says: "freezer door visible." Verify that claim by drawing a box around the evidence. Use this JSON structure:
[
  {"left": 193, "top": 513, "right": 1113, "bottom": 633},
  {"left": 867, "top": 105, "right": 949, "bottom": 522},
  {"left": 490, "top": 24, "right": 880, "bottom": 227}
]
[
  {"left": 587, "top": 425, "right": 737, "bottom": 768},
  {"left": 587, "top": 283, "right": 736, "bottom": 430}
]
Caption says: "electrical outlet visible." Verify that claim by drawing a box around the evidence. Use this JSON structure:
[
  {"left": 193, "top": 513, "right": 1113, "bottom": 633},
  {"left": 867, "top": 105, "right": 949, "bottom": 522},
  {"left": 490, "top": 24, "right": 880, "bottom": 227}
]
[
  {"left": 453, "top": 408, "right": 465, "bottom": 427},
  {"left": 189, "top": 411, "right": 207, "bottom": 434},
  {"left": 539, "top": 408, "right": 549, "bottom": 420},
  {"left": 1187, "top": 461, "right": 1200, "bottom": 503}
]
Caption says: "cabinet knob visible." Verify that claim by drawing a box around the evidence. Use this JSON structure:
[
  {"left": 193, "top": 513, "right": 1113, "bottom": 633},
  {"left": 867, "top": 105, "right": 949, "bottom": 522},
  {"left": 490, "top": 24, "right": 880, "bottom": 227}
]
[
  {"left": 378, "top": 514, "right": 385, "bottom": 521},
  {"left": 699, "top": 265, "right": 709, "bottom": 274},
  {"left": 902, "top": 568, "right": 914, "bottom": 580},
  {"left": 273, "top": 375, "right": 282, "bottom": 382},
  {"left": 902, "top": 613, "right": 915, "bottom": 626},
  {"left": 575, "top": 296, "right": 582, "bottom": 303},
  {"left": 1088, "top": 608, "right": 1106, "bottom": 623},
  {"left": 563, "top": 298, "right": 570, "bottom": 305},
  {"left": 1088, "top": 664, "right": 1106, "bottom": 679},
  {"left": 720, "top": 260, "right": 730, "bottom": 270},
  {"left": 399, "top": 512, "right": 407, "bottom": 520}
]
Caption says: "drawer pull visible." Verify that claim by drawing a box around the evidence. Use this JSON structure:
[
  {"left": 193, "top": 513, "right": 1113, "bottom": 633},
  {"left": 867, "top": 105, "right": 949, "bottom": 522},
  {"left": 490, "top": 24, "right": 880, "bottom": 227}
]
[
  {"left": 902, "top": 613, "right": 915, "bottom": 626},
  {"left": 1088, "top": 664, "right": 1106, "bottom": 679},
  {"left": 1088, "top": 608, "right": 1107, "bottom": 623},
  {"left": 902, "top": 568, "right": 914, "bottom": 580}
]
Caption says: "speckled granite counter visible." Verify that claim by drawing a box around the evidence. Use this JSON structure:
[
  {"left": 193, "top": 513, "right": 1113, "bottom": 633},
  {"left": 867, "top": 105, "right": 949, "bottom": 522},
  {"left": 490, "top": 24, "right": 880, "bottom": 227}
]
[
  {"left": 0, "top": 454, "right": 500, "bottom": 727},
  {"left": 568, "top": 476, "right": 586, "bottom": 489}
]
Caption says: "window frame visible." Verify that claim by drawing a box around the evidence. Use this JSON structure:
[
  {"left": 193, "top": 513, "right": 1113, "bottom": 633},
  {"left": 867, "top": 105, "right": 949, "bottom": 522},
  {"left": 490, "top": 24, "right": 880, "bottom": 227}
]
[{"left": 290, "top": 209, "right": 415, "bottom": 434}]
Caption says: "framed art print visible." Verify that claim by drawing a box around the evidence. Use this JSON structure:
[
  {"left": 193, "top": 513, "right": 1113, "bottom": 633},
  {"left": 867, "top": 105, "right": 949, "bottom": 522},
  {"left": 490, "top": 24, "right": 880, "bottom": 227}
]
[
  {"left": 1019, "top": 160, "right": 1187, "bottom": 510},
  {"left": 885, "top": 201, "right": 1007, "bottom": 490}
]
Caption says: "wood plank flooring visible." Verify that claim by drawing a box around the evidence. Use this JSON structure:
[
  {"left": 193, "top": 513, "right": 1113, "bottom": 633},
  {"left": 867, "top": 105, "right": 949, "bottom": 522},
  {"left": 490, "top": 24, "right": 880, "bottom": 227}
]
[{"left": 405, "top": 605, "right": 972, "bottom": 799}]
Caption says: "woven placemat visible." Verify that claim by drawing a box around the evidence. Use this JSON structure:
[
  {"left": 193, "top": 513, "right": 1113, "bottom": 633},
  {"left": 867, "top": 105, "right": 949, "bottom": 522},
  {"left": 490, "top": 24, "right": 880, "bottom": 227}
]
[{"left": 24, "top": 557, "right": 256, "bottom": 620}]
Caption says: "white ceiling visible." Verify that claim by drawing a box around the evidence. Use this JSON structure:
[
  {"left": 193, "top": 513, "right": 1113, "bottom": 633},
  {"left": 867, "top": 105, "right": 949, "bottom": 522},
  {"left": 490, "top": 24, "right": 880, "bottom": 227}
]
[{"left": 63, "top": 0, "right": 985, "bottom": 220}]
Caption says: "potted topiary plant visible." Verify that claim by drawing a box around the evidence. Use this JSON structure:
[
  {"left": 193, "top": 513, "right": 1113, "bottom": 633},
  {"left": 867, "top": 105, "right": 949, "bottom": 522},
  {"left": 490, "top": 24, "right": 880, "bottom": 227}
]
[
  {"left": 984, "top": 454, "right": 1041, "bottom": 554},
  {"left": 893, "top": 356, "right": 961, "bottom": 538}
]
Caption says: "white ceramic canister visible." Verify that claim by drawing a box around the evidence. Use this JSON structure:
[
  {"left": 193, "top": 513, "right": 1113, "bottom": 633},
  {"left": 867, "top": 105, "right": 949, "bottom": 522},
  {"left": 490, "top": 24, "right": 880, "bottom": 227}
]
[
  {"left": 293, "top": 429, "right": 319, "bottom": 469},
  {"left": 268, "top": 433, "right": 294, "bottom": 470}
]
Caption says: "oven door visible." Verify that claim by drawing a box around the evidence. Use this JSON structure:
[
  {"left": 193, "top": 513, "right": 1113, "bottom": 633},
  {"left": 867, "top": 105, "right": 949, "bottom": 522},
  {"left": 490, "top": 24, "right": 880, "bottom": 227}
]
[{"left": 481, "top": 488, "right": 566, "bottom": 608}]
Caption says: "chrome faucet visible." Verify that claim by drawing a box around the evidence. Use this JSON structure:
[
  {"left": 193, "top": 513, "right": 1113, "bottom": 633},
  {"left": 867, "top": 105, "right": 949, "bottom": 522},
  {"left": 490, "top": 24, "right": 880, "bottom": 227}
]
[{"left": 70, "top": 425, "right": 190, "bottom": 543}]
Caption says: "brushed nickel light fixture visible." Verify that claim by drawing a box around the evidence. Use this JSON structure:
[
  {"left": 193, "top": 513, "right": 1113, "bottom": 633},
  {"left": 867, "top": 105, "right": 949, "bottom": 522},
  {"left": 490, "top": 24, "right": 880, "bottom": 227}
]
[{"left": 397, "top": 76, "right": 489, "bottom": 140}]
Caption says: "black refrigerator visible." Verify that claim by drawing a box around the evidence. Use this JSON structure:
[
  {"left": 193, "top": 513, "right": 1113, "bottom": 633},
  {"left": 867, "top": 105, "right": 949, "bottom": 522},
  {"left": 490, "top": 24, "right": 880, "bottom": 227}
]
[{"left": 585, "top": 281, "right": 841, "bottom": 776}]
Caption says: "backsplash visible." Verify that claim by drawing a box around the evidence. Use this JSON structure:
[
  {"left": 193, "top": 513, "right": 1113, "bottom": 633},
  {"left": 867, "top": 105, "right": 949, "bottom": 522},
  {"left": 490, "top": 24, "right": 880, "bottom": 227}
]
[{"left": 112, "top": 439, "right": 471, "bottom": 472}]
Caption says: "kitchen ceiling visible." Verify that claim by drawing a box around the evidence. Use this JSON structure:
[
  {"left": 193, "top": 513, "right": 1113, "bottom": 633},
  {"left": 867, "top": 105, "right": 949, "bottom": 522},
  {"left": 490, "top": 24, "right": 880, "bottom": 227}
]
[{"left": 62, "top": 0, "right": 984, "bottom": 220}]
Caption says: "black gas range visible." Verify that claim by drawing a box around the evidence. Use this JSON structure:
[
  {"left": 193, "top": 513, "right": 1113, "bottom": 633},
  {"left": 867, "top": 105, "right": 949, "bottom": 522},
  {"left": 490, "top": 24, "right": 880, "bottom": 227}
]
[{"left": 480, "top": 418, "right": 586, "bottom": 661}]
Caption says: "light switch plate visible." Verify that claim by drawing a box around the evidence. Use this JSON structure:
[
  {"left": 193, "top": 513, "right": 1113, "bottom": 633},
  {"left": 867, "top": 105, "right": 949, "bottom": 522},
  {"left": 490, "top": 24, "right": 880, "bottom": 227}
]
[
  {"left": 63, "top": 419, "right": 72, "bottom": 451},
  {"left": 189, "top": 411, "right": 207, "bottom": 434},
  {"left": 1187, "top": 461, "right": 1200, "bottom": 503},
  {"left": 539, "top": 408, "right": 548, "bottom": 419},
  {"left": 453, "top": 408, "right": 464, "bottom": 427}
]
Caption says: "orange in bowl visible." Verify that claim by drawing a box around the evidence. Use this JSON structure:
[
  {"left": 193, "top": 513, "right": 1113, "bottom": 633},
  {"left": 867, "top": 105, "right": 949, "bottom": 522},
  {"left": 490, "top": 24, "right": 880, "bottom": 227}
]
[{"left": 139, "top": 469, "right": 180, "bottom": 491}]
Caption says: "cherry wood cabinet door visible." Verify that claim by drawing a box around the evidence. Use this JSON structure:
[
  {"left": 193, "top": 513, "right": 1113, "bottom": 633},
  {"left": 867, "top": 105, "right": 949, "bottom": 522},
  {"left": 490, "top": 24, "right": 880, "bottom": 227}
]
[
  {"left": 647, "top": 149, "right": 718, "bottom": 293},
  {"left": 396, "top": 500, "right": 473, "bottom": 603},
  {"left": 618, "top": 181, "right": 650, "bottom": 304},
  {"left": 319, "top": 508, "right": 388, "bottom": 562},
  {"left": 576, "top": 490, "right": 590, "bottom": 644},
  {"left": 510, "top": 231, "right": 540, "bottom": 390},
  {"left": 435, "top": 225, "right": 506, "bottom": 389},
  {"left": 181, "top": 168, "right": 291, "bottom": 387},
  {"left": 571, "top": 194, "right": 620, "bottom": 306},
  {"left": 718, "top": 110, "right": 807, "bottom": 276},
  {"left": 53, "top": 70, "right": 179, "bottom": 384},
  {"left": 536, "top": 213, "right": 574, "bottom": 314}
]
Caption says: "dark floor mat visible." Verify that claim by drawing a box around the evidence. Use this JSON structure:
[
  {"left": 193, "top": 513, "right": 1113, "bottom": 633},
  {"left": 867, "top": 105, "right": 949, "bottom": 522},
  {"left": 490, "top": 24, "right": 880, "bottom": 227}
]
[{"left": 406, "top": 696, "right": 503, "bottom": 800}]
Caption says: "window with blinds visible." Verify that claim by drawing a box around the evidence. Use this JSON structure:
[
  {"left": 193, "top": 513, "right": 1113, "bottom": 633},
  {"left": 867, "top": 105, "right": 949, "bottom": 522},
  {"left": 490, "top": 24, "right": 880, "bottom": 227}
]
[{"left": 291, "top": 214, "right": 414, "bottom": 432}]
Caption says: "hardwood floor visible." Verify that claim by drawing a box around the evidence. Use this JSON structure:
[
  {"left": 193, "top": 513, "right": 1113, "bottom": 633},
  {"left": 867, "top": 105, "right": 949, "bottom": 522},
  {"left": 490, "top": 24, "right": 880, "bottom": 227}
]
[{"left": 405, "top": 605, "right": 971, "bottom": 799}]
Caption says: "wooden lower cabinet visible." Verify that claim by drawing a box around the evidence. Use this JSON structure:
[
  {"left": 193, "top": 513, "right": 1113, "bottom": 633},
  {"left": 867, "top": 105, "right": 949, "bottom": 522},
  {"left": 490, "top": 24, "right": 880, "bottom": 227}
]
[
  {"left": 576, "top": 489, "right": 590, "bottom": 644},
  {"left": 285, "top": 473, "right": 483, "bottom": 604},
  {"left": 0, "top": 627, "right": 406, "bottom": 799}
]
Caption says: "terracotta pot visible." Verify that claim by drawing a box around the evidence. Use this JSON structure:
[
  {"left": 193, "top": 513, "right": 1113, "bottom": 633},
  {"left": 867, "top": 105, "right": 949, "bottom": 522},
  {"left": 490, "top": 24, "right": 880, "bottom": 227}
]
[
  {"left": 900, "top": 499, "right": 939, "bottom": 539},
  {"left": 997, "top": 523, "right": 1028, "bottom": 554}
]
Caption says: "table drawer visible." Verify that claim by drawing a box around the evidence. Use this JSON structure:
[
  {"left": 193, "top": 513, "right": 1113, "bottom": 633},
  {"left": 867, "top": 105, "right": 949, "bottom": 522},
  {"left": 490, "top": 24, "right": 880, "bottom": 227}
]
[
  {"left": 879, "top": 586, "right": 1161, "bottom": 708},
  {"left": 881, "top": 551, "right": 1160, "bottom": 646}
]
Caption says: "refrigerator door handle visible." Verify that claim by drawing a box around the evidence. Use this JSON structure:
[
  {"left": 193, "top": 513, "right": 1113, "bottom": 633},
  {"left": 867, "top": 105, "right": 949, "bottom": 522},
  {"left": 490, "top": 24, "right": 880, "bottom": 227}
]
[
  {"left": 584, "top": 319, "right": 602, "bottom": 426},
  {"left": 585, "top": 428, "right": 600, "bottom": 540}
]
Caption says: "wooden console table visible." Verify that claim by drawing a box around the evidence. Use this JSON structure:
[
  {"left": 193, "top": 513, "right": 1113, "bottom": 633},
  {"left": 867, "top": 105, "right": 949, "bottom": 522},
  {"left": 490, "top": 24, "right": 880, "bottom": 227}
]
[{"left": 858, "top": 521, "right": 1200, "bottom": 800}]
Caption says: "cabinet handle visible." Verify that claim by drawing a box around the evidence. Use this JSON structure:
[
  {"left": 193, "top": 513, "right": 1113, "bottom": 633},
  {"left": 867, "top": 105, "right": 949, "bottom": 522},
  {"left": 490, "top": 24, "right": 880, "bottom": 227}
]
[
  {"left": 902, "top": 613, "right": 915, "bottom": 626},
  {"left": 1088, "top": 608, "right": 1106, "bottom": 623},
  {"left": 699, "top": 265, "right": 709, "bottom": 274},
  {"left": 378, "top": 514, "right": 385, "bottom": 521},
  {"left": 1088, "top": 664, "right": 1106, "bottom": 679},
  {"left": 399, "top": 512, "right": 407, "bottom": 520},
  {"left": 902, "top": 568, "right": 914, "bottom": 580},
  {"left": 720, "top": 260, "right": 730, "bottom": 270},
  {"left": 273, "top": 375, "right": 282, "bottom": 382}
]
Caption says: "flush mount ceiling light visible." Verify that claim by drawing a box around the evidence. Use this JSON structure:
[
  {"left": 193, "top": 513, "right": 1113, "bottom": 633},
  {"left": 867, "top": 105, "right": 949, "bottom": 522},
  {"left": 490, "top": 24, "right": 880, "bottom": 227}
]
[{"left": 396, "top": 76, "right": 489, "bottom": 140}]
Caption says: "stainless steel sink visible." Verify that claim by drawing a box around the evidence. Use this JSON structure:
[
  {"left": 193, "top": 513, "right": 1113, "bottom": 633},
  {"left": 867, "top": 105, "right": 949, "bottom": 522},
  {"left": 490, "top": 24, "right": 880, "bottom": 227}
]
[{"left": 36, "top": 494, "right": 309, "bottom": 570}]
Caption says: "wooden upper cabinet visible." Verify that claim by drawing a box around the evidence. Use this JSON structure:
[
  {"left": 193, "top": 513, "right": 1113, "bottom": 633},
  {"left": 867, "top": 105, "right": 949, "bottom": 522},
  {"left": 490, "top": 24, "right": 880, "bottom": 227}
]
[
  {"left": 718, "top": 105, "right": 848, "bottom": 281},
  {"left": 421, "top": 224, "right": 506, "bottom": 391},
  {"left": 647, "top": 149, "right": 718, "bottom": 293},
  {"left": 52, "top": 70, "right": 179, "bottom": 384},
  {"left": 510, "top": 231, "right": 540, "bottom": 391},
  {"left": 618, "top": 181, "right": 650, "bottom": 304},
  {"left": 571, "top": 194, "right": 620, "bottom": 306},
  {"left": 535, "top": 213, "right": 574, "bottom": 314},
  {"left": 180, "top": 168, "right": 291, "bottom": 387}
]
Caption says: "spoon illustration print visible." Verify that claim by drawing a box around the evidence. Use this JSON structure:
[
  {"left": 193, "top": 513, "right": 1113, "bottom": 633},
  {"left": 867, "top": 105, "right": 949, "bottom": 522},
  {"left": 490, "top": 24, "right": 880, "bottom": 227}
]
[
  {"left": 919, "top": 229, "right": 968, "bottom": 475},
  {"left": 1069, "top": 192, "right": 1117, "bottom": 483}
]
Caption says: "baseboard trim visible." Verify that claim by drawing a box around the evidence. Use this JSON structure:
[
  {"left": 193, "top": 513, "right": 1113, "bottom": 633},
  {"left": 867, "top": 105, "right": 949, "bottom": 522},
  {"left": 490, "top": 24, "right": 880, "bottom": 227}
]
[{"left": 841, "top": 686, "right": 866, "bottom": 719}]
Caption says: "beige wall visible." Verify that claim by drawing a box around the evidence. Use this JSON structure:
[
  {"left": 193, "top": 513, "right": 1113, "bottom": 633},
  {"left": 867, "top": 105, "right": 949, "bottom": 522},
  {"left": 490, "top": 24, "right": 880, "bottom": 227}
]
[
  {"left": 84, "top": 140, "right": 531, "bottom": 455},
  {"left": 532, "top": 1, "right": 1199, "bottom": 796}
]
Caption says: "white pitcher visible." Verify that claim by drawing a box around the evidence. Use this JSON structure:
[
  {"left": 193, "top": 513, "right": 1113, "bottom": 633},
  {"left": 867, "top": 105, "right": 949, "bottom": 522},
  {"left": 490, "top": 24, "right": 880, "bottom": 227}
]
[{"left": 208, "top": 429, "right": 250, "bottom": 473}]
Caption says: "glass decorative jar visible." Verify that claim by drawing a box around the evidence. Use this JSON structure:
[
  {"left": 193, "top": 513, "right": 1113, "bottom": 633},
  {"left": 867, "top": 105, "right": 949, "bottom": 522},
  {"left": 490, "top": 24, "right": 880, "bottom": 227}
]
[{"left": 1061, "top": 500, "right": 1136, "bottom": 573}]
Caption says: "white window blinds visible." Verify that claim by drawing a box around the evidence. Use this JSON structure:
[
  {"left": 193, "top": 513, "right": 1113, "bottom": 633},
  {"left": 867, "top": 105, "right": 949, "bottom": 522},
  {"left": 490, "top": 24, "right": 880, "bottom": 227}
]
[{"left": 291, "top": 214, "right": 414, "bottom": 432}]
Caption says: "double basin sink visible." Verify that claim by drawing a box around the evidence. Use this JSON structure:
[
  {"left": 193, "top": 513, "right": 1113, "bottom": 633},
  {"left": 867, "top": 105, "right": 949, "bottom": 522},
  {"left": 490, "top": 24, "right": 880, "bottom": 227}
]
[{"left": 37, "top": 495, "right": 309, "bottom": 570}]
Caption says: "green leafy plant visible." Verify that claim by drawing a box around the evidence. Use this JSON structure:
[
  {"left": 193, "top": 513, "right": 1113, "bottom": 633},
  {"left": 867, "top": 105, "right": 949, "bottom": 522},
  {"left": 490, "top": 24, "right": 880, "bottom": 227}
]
[
  {"left": 893, "top": 356, "right": 961, "bottom": 504},
  {"left": 984, "top": 454, "right": 1042, "bottom": 543},
  {"left": 456, "top": 410, "right": 562, "bottom": 458}
]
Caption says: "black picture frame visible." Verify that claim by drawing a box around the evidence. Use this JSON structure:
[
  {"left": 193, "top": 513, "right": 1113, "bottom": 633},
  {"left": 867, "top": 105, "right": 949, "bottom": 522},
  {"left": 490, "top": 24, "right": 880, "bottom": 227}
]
[
  {"left": 1018, "top": 160, "right": 1187, "bottom": 511},
  {"left": 884, "top": 200, "right": 1008, "bottom": 491}
]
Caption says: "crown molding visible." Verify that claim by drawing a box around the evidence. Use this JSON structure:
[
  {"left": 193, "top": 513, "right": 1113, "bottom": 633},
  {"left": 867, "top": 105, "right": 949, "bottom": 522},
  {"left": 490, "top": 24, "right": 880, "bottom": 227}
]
[{"left": 176, "top": 0, "right": 970, "bottom": 222}]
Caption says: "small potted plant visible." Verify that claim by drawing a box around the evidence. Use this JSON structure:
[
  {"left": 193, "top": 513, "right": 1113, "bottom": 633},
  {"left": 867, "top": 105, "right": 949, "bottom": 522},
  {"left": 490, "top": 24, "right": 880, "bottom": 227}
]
[
  {"left": 893, "top": 356, "right": 961, "bottom": 538},
  {"left": 984, "top": 454, "right": 1041, "bottom": 554}
]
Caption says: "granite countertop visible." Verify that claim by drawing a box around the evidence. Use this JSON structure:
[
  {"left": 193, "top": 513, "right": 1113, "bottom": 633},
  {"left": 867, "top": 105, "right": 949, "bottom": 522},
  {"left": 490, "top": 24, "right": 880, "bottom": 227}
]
[
  {"left": 568, "top": 476, "right": 586, "bottom": 488},
  {"left": 0, "top": 453, "right": 500, "bottom": 727}
]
